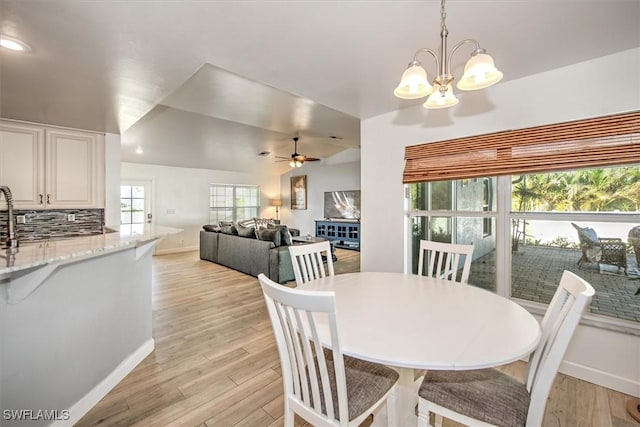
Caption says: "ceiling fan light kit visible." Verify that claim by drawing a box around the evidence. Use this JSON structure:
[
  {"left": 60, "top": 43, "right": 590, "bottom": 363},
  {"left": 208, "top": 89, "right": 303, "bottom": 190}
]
[
  {"left": 393, "top": 0, "right": 503, "bottom": 109},
  {"left": 276, "top": 137, "right": 321, "bottom": 168}
]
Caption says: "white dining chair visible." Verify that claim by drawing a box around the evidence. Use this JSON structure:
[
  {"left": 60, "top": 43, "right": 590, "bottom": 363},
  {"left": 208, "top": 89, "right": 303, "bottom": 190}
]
[
  {"left": 417, "top": 240, "right": 474, "bottom": 283},
  {"left": 289, "top": 240, "right": 335, "bottom": 286},
  {"left": 417, "top": 270, "right": 595, "bottom": 427},
  {"left": 258, "top": 273, "right": 399, "bottom": 427}
]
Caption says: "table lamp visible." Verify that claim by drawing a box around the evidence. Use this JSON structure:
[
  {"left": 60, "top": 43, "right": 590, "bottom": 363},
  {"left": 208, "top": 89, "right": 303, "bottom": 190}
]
[{"left": 269, "top": 199, "right": 283, "bottom": 221}]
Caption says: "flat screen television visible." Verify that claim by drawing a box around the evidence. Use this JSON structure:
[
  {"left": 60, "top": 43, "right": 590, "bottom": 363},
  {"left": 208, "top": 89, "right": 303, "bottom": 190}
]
[{"left": 323, "top": 190, "right": 361, "bottom": 221}]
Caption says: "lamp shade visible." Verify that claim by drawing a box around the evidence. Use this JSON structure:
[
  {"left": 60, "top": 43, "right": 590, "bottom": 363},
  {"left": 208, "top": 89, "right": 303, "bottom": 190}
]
[
  {"left": 423, "top": 84, "right": 459, "bottom": 109},
  {"left": 393, "top": 64, "right": 433, "bottom": 99},
  {"left": 456, "top": 52, "right": 503, "bottom": 91},
  {"left": 269, "top": 199, "right": 283, "bottom": 207}
]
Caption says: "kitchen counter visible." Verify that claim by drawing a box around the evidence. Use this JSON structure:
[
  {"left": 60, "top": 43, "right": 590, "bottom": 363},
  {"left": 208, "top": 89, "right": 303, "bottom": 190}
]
[
  {"left": 0, "top": 224, "right": 181, "bottom": 426},
  {"left": 0, "top": 224, "right": 181, "bottom": 278}
]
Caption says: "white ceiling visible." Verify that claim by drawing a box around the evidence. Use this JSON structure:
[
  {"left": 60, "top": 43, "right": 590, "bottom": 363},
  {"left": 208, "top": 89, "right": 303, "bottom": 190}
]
[{"left": 1, "top": 0, "right": 639, "bottom": 174}]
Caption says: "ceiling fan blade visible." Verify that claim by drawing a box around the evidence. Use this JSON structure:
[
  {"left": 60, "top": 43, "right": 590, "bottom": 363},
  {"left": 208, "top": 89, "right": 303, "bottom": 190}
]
[
  {"left": 304, "top": 157, "right": 321, "bottom": 162},
  {"left": 274, "top": 155, "right": 290, "bottom": 160}
]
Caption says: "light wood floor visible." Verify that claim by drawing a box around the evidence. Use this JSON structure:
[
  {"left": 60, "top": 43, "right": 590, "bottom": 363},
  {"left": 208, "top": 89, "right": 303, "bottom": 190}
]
[{"left": 77, "top": 249, "right": 638, "bottom": 427}]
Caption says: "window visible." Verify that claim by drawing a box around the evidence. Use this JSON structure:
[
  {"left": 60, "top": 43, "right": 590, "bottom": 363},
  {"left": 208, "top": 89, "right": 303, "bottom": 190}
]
[
  {"left": 408, "top": 179, "right": 497, "bottom": 288},
  {"left": 405, "top": 112, "right": 640, "bottom": 328},
  {"left": 209, "top": 184, "right": 260, "bottom": 223},
  {"left": 120, "top": 184, "right": 145, "bottom": 225},
  {"left": 509, "top": 166, "right": 640, "bottom": 323}
]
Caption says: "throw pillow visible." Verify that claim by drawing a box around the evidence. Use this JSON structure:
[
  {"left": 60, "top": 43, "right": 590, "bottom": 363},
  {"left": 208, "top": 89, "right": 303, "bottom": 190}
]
[
  {"left": 219, "top": 221, "right": 234, "bottom": 227},
  {"left": 257, "top": 227, "right": 281, "bottom": 247},
  {"left": 237, "top": 219, "right": 255, "bottom": 228},
  {"left": 268, "top": 224, "right": 293, "bottom": 246},
  {"left": 236, "top": 223, "right": 256, "bottom": 239},
  {"left": 254, "top": 217, "right": 276, "bottom": 228},
  {"left": 220, "top": 224, "right": 238, "bottom": 235},
  {"left": 203, "top": 224, "right": 221, "bottom": 232}
]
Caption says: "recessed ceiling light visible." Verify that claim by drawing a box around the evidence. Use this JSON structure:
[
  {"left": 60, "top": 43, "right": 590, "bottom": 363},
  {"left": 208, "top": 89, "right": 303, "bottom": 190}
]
[
  {"left": 0, "top": 35, "right": 31, "bottom": 52},
  {"left": 135, "top": 146, "right": 144, "bottom": 154}
]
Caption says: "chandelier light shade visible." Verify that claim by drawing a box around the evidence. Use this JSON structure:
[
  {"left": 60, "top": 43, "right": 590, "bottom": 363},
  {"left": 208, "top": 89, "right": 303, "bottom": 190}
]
[
  {"left": 424, "top": 84, "right": 459, "bottom": 109},
  {"left": 393, "top": 64, "right": 433, "bottom": 99},
  {"left": 457, "top": 52, "right": 503, "bottom": 91},
  {"left": 393, "top": 0, "right": 503, "bottom": 109}
]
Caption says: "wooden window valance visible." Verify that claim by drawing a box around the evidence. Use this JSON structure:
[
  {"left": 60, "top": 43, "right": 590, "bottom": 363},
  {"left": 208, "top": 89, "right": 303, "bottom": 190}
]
[{"left": 403, "top": 111, "right": 640, "bottom": 183}]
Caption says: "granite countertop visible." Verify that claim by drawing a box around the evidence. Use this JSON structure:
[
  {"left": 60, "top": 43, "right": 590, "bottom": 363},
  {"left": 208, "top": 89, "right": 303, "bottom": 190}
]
[{"left": 0, "top": 224, "right": 182, "bottom": 277}]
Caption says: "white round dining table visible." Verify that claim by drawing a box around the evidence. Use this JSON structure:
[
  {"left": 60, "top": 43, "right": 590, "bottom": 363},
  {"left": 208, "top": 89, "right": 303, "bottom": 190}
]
[{"left": 299, "top": 271, "right": 541, "bottom": 426}]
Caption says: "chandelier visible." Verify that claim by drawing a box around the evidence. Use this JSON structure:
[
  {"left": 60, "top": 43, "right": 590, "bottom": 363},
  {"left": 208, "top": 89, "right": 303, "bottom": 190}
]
[{"left": 393, "top": 0, "right": 503, "bottom": 109}]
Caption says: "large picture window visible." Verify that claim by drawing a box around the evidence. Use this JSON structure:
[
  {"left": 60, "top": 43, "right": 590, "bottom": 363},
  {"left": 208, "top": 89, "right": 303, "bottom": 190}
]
[
  {"left": 405, "top": 112, "right": 640, "bottom": 329},
  {"left": 209, "top": 184, "right": 260, "bottom": 223}
]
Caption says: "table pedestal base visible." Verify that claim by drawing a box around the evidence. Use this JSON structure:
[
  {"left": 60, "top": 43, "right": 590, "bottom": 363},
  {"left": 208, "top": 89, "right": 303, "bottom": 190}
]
[{"left": 372, "top": 367, "right": 419, "bottom": 427}]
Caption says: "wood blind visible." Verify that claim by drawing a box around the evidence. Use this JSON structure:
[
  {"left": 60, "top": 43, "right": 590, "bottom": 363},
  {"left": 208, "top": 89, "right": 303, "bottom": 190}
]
[{"left": 403, "top": 111, "right": 640, "bottom": 183}]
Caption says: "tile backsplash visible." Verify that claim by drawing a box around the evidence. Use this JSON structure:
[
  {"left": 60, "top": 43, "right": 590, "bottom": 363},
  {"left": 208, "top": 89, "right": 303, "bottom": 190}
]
[{"left": 0, "top": 209, "right": 104, "bottom": 243}]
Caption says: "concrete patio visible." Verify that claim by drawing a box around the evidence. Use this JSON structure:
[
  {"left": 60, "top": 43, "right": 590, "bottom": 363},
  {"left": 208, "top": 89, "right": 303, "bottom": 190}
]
[{"left": 468, "top": 245, "right": 640, "bottom": 323}]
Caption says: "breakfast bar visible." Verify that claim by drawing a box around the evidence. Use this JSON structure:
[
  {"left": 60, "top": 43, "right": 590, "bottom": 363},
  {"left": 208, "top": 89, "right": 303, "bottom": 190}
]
[{"left": 0, "top": 225, "right": 180, "bottom": 426}]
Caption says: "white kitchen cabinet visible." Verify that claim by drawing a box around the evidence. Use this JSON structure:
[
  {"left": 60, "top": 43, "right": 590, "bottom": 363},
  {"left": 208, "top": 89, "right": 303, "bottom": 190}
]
[
  {"left": 45, "top": 128, "right": 104, "bottom": 208},
  {"left": 0, "top": 121, "right": 45, "bottom": 208},
  {"left": 0, "top": 120, "right": 105, "bottom": 209}
]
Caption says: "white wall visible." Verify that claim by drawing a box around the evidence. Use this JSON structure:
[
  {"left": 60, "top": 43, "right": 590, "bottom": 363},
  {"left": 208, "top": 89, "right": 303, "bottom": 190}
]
[
  {"left": 104, "top": 133, "right": 121, "bottom": 227},
  {"left": 278, "top": 161, "right": 360, "bottom": 236},
  {"left": 361, "top": 48, "right": 640, "bottom": 396},
  {"left": 121, "top": 162, "right": 280, "bottom": 253}
]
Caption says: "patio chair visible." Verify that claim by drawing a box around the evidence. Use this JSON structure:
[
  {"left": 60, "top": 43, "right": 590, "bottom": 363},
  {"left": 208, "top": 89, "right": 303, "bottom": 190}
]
[
  {"left": 258, "top": 273, "right": 399, "bottom": 426},
  {"left": 417, "top": 240, "right": 474, "bottom": 283},
  {"left": 571, "top": 222, "right": 627, "bottom": 275},
  {"left": 417, "top": 270, "right": 595, "bottom": 427}
]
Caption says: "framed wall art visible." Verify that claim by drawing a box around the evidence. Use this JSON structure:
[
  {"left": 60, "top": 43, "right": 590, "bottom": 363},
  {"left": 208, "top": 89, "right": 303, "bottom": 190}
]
[{"left": 291, "top": 175, "right": 307, "bottom": 210}]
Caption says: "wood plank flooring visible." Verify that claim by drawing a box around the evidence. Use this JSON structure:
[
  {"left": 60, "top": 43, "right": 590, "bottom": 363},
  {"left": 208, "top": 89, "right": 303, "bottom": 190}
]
[{"left": 77, "top": 249, "right": 638, "bottom": 427}]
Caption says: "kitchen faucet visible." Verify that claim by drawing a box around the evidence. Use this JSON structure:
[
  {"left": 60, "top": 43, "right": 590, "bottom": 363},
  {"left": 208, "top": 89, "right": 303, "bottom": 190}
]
[{"left": 0, "top": 185, "right": 18, "bottom": 249}]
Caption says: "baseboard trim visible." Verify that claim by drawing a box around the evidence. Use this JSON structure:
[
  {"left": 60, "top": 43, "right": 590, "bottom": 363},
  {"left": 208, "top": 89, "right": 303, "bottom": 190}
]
[
  {"left": 154, "top": 246, "right": 199, "bottom": 255},
  {"left": 560, "top": 360, "right": 640, "bottom": 397},
  {"left": 54, "top": 338, "right": 155, "bottom": 426}
]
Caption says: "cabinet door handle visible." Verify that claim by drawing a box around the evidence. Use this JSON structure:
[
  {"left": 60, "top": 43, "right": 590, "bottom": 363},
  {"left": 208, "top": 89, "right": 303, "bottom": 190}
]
[
  {"left": 46, "top": 194, "right": 51, "bottom": 204},
  {"left": 39, "top": 194, "right": 44, "bottom": 204}
]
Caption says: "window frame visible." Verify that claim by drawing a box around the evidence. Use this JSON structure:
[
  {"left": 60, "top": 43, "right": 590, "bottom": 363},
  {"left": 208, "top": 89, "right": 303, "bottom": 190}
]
[{"left": 209, "top": 183, "right": 260, "bottom": 224}]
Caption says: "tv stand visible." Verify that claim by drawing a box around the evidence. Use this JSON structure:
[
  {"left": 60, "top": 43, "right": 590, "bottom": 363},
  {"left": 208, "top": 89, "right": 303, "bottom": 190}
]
[{"left": 315, "top": 220, "right": 360, "bottom": 251}]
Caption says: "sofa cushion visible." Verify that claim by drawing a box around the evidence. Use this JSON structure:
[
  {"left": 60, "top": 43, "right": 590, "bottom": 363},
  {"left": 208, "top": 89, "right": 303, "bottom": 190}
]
[
  {"left": 268, "top": 224, "right": 293, "bottom": 246},
  {"left": 236, "top": 223, "right": 256, "bottom": 238},
  {"left": 217, "top": 233, "right": 273, "bottom": 277},
  {"left": 203, "top": 224, "right": 221, "bottom": 232},
  {"left": 257, "top": 227, "right": 282, "bottom": 247},
  {"left": 221, "top": 224, "right": 238, "bottom": 235}
]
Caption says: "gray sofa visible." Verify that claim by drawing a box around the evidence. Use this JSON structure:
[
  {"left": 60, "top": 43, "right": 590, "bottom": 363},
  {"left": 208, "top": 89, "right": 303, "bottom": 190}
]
[{"left": 199, "top": 230, "right": 297, "bottom": 283}]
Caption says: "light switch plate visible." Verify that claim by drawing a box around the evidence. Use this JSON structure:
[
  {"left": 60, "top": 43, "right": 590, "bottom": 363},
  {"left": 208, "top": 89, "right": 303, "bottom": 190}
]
[
  {"left": 16, "top": 215, "right": 26, "bottom": 224},
  {"left": 67, "top": 214, "right": 76, "bottom": 222}
]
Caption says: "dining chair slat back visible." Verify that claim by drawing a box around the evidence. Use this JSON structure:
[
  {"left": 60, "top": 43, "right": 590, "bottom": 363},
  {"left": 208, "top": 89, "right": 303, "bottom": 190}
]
[
  {"left": 289, "top": 241, "right": 335, "bottom": 286},
  {"left": 523, "top": 270, "right": 595, "bottom": 425},
  {"left": 417, "top": 240, "right": 474, "bottom": 283},
  {"left": 258, "top": 274, "right": 399, "bottom": 427},
  {"left": 417, "top": 270, "right": 595, "bottom": 427}
]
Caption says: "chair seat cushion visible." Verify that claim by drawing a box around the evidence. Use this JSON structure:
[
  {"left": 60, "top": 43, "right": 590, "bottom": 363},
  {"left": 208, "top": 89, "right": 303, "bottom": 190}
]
[
  {"left": 313, "top": 350, "right": 399, "bottom": 421},
  {"left": 419, "top": 368, "right": 530, "bottom": 427}
]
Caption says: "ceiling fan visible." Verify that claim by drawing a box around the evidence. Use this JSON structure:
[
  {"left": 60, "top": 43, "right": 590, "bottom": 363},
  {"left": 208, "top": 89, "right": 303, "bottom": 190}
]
[{"left": 276, "top": 137, "right": 321, "bottom": 168}]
